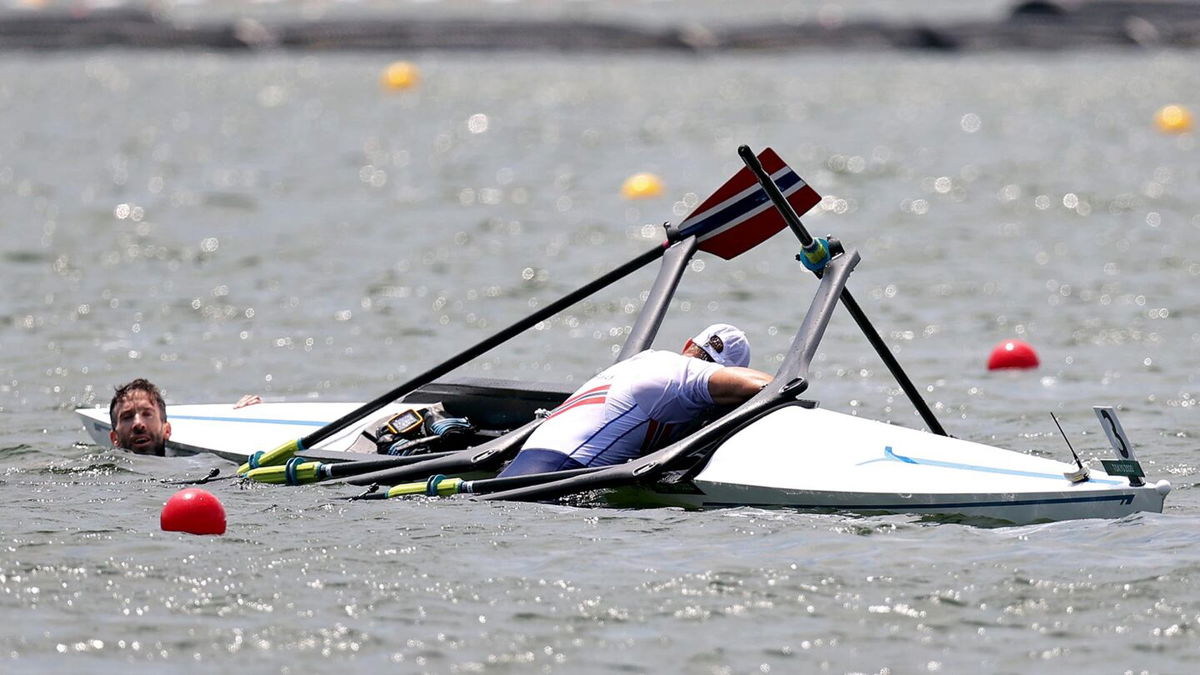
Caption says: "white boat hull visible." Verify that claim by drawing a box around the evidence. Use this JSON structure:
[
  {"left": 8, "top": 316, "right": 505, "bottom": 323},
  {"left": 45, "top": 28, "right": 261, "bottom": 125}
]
[
  {"left": 650, "top": 406, "right": 1169, "bottom": 523},
  {"left": 78, "top": 400, "right": 1170, "bottom": 524}
]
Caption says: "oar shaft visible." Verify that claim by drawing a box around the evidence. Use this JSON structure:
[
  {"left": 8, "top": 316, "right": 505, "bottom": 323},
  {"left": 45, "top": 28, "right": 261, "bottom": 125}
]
[
  {"left": 461, "top": 465, "right": 605, "bottom": 494},
  {"left": 323, "top": 451, "right": 460, "bottom": 478},
  {"left": 300, "top": 246, "right": 665, "bottom": 449},
  {"left": 738, "top": 145, "right": 948, "bottom": 437}
]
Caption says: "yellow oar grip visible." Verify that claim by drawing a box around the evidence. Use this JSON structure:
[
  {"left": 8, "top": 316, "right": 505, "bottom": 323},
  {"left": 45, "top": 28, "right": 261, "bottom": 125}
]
[
  {"left": 243, "top": 460, "right": 322, "bottom": 485},
  {"left": 237, "top": 438, "right": 303, "bottom": 475},
  {"left": 386, "top": 475, "right": 463, "bottom": 498}
]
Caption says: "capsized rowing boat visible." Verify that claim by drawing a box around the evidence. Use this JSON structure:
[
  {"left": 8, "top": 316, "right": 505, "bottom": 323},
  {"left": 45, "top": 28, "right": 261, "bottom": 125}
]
[
  {"left": 75, "top": 376, "right": 1170, "bottom": 524},
  {"left": 76, "top": 145, "right": 1172, "bottom": 524}
]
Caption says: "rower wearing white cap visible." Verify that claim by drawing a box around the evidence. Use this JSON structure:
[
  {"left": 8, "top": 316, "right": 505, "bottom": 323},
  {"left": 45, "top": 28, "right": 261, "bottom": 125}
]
[{"left": 498, "top": 323, "right": 773, "bottom": 477}]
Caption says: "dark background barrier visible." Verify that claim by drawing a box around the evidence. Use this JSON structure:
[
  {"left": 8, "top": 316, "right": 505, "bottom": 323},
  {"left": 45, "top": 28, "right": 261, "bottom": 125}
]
[{"left": 1, "top": 1, "right": 1199, "bottom": 52}]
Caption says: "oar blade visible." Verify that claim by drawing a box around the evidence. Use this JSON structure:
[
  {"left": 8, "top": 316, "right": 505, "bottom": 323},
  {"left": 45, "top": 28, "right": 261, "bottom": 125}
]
[{"left": 680, "top": 148, "right": 822, "bottom": 260}]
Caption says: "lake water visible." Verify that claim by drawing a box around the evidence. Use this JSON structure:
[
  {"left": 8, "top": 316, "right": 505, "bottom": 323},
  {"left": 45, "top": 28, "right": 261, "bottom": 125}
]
[{"left": 2, "top": 10, "right": 1199, "bottom": 674}]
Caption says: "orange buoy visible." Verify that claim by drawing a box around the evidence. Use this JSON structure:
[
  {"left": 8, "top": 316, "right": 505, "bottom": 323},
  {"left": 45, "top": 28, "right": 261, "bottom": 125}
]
[
  {"left": 381, "top": 61, "right": 421, "bottom": 91},
  {"left": 161, "top": 488, "right": 227, "bottom": 535},
  {"left": 1154, "top": 104, "right": 1192, "bottom": 134},
  {"left": 621, "top": 172, "right": 664, "bottom": 199},
  {"left": 987, "top": 340, "right": 1039, "bottom": 371}
]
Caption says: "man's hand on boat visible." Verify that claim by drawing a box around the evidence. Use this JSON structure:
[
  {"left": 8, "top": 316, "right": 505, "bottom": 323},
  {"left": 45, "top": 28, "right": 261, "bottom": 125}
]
[{"left": 234, "top": 394, "right": 263, "bottom": 409}]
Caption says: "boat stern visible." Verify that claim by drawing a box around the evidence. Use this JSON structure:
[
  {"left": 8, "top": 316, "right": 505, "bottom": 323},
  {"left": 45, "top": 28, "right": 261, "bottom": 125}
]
[{"left": 676, "top": 405, "right": 1170, "bottom": 524}]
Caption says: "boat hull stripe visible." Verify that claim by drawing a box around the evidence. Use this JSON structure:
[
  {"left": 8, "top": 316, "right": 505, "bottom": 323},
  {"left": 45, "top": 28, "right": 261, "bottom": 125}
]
[
  {"left": 696, "top": 492, "right": 1138, "bottom": 510},
  {"left": 164, "top": 414, "right": 329, "bottom": 427}
]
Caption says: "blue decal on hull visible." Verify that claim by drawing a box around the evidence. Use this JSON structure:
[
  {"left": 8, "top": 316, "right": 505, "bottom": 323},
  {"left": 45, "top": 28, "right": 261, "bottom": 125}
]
[
  {"left": 857, "top": 446, "right": 1124, "bottom": 486},
  {"left": 167, "top": 414, "right": 329, "bottom": 427}
]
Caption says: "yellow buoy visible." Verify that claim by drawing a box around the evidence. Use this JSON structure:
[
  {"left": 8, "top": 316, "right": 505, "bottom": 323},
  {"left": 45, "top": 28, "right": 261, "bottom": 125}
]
[
  {"left": 621, "top": 172, "right": 664, "bottom": 200},
  {"left": 1154, "top": 104, "right": 1192, "bottom": 134},
  {"left": 381, "top": 61, "right": 421, "bottom": 91}
]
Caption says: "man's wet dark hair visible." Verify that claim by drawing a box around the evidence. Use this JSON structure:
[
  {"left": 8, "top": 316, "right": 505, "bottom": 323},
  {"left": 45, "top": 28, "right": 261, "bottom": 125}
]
[{"left": 109, "top": 378, "right": 168, "bottom": 427}]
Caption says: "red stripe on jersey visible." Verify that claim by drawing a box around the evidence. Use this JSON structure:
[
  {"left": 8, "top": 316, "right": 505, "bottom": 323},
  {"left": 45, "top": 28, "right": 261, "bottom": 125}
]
[{"left": 546, "top": 385, "right": 610, "bottom": 420}]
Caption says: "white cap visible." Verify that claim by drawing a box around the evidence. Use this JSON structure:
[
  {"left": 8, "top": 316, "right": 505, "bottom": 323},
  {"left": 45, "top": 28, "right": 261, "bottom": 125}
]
[{"left": 689, "top": 323, "right": 750, "bottom": 368}]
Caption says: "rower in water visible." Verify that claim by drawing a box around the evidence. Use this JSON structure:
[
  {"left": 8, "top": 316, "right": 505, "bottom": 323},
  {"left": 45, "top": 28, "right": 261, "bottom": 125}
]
[{"left": 108, "top": 378, "right": 260, "bottom": 456}]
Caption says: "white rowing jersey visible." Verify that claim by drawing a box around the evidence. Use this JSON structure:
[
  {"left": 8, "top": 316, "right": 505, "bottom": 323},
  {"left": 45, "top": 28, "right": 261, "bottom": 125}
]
[{"left": 521, "top": 349, "right": 723, "bottom": 467}]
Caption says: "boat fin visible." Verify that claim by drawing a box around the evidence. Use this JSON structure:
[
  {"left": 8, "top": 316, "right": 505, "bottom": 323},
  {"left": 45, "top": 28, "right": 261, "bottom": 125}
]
[{"left": 1094, "top": 406, "right": 1146, "bottom": 487}]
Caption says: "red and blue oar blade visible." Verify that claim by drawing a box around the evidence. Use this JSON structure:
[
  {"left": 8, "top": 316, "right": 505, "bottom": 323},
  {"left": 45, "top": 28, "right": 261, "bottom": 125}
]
[{"left": 678, "top": 147, "right": 822, "bottom": 260}]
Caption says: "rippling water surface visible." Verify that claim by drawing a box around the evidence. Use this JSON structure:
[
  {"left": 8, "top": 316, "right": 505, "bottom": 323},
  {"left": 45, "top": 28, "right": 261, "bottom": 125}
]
[{"left": 2, "top": 26, "right": 1199, "bottom": 675}]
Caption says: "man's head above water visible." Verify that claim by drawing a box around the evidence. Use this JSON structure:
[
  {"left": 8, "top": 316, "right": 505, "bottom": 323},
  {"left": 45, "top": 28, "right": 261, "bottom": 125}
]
[{"left": 108, "top": 378, "right": 171, "bottom": 455}]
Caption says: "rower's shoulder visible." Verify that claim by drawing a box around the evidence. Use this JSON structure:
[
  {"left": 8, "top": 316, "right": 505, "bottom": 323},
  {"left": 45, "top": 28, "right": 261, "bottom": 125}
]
[{"left": 627, "top": 349, "right": 685, "bottom": 364}]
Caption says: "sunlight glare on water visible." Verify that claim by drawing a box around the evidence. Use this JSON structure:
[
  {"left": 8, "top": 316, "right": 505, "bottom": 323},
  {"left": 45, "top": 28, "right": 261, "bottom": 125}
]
[{"left": 1, "top": 5, "right": 1199, "bottom": 672}]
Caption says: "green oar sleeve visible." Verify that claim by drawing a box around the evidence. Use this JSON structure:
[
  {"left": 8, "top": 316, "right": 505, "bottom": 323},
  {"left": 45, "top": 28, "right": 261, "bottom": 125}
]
[
  {"left": 386, "top": 475, "right": 463, "bottom": 498},
  {"left": 237, "top": 438, "right": 303, "bottom": 474}
]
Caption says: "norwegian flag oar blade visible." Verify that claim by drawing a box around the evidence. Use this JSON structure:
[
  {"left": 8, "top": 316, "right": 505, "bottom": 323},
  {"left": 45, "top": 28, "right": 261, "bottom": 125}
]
[{"left": 678, "top": 147, "right": 822, "bottom": 260}]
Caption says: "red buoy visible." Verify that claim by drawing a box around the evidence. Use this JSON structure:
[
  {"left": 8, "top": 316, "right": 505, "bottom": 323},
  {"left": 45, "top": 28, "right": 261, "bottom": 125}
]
[
  {"left": 161, "top": 488, "right": 227, "bottom": 535},
  {"left": 987, "top": 339, "right": 1039, "bottom": 370}
]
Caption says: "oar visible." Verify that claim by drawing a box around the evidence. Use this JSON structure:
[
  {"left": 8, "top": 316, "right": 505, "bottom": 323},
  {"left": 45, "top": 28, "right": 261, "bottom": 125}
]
[
  {"left": 736, "top": 145, "right": 947, "bottom": 437},
  {"left": 239, "top": 155, "right": 799, "bottom": 475},
  {"left": 271, "top": 155, "right": 802, "bottom": 487}
]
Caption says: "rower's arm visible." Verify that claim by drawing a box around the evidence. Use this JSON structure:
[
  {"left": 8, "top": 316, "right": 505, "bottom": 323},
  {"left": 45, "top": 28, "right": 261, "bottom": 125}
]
[{"left": 708, "top": 367, "right": 773, "bottom": 406}]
